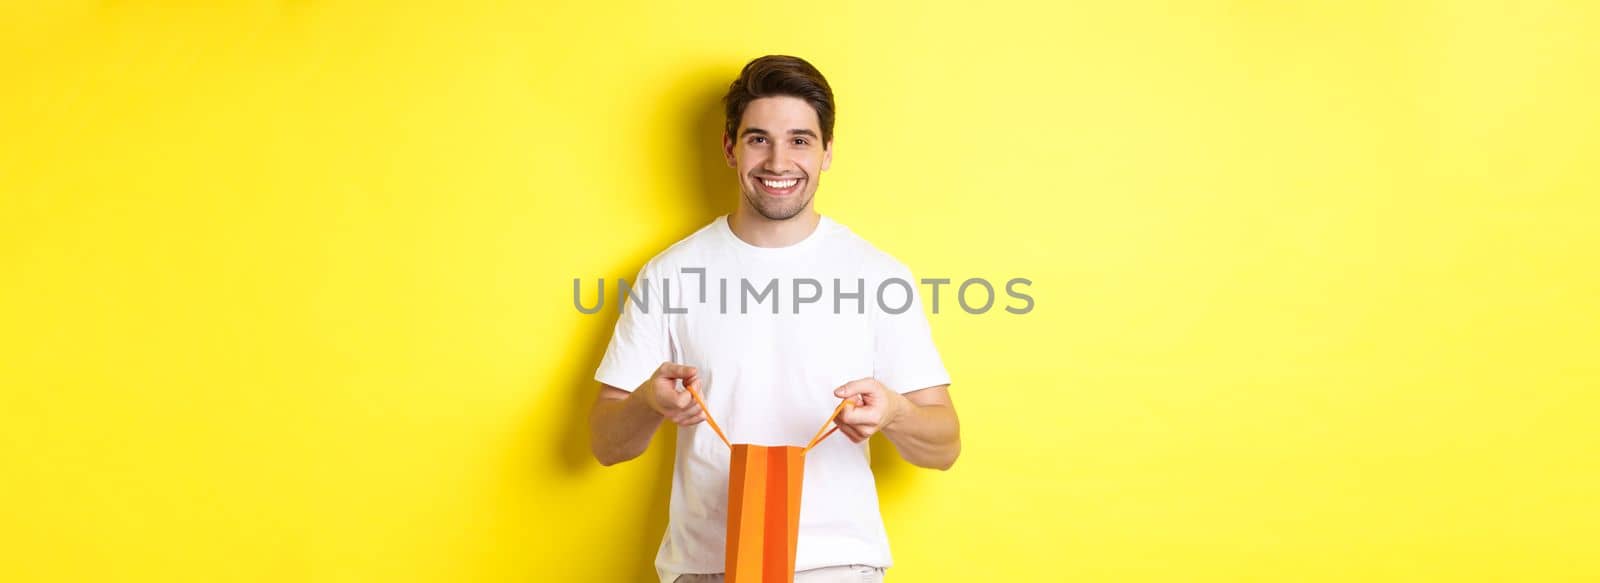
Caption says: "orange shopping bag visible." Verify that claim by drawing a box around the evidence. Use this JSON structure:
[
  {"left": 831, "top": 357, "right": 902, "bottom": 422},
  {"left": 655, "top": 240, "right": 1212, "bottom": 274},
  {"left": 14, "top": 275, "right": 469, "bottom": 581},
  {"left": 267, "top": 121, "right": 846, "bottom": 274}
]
[{"left": 685, "top": 384, "right": 853, "bottom": 583}]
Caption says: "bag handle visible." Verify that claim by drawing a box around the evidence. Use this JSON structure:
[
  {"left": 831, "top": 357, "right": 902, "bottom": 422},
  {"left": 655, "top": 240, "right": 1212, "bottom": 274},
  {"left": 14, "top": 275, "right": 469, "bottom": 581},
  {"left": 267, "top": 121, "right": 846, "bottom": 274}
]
[
  {"left": 684, "top": 383, "right": 853, "bottom": 453},
  {"left": 684, "top": 382, "right": 732, "bottom": 448},
  {"left": 803, "top": 398, "right": 854, "bottom": 451}
]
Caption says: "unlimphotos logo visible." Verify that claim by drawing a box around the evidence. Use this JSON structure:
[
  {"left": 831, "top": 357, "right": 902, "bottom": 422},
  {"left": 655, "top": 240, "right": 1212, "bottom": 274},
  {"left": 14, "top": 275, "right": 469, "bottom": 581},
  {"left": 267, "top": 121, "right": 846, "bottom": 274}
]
[{"left": 574, "top": 267, "right": 1033, "bottom": 316}]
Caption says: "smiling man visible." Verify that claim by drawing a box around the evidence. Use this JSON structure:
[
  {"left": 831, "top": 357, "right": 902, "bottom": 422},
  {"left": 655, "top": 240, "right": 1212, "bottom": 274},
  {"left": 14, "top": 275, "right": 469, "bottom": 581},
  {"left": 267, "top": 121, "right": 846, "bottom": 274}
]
[{"left": 588, "top": 55, "right": 960, "bottom": 583}]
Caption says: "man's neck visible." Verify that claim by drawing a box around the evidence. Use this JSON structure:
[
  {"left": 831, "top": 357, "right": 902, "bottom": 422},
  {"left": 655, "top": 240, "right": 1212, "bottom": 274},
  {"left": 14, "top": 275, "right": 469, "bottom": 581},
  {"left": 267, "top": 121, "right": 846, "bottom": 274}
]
[{"left": 727, "top": 206, "right": 822, "bottom": 248}]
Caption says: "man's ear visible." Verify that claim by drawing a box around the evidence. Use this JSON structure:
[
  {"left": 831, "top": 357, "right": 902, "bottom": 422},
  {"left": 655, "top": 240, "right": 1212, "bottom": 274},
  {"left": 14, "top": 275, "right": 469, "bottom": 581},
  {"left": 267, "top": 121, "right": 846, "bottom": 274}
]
[
  {"left": 821, "top": 139, "right": 833, "bottom": 171},
  {"left": 722, "top": 132, "right": 737, "bottom": 168}
]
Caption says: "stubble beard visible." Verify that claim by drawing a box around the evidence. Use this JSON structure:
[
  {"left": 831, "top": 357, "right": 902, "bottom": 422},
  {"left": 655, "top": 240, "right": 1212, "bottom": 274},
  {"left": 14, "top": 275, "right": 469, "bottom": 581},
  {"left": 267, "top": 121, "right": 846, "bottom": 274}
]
[{"left": 742, "top": 180, "right": 815, "bottom": 221}]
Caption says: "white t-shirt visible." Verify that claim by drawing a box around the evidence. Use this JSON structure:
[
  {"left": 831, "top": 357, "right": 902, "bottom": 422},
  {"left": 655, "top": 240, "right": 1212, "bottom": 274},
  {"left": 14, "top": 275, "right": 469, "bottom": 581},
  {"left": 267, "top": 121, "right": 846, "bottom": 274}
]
[{"left": 593, "top": 214, "right": 951, "bottom": 582}]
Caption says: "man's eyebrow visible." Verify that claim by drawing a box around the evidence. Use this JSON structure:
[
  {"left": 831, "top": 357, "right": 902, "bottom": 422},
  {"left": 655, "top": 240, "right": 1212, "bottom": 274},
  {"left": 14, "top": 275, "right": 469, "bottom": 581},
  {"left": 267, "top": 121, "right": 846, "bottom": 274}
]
[{"left": 738, "top": 127, "right": 819, "bottom": 138}]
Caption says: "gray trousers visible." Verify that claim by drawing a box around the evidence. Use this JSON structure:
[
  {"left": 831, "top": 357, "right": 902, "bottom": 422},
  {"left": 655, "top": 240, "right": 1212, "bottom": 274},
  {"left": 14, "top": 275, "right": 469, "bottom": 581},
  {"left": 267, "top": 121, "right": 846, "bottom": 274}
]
[{"left": 673, "top": 564, "right": 886, "bottom": 582}]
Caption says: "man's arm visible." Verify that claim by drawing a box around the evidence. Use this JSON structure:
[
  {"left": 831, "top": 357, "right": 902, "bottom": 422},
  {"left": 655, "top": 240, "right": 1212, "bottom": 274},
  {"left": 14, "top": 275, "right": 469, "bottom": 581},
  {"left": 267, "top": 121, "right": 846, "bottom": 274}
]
[
  {"left": 589, "top": 362, "right": 704, "bottom": 466},
  {"left": 833, "top": 380, "right": 961, "bottom": 471}
]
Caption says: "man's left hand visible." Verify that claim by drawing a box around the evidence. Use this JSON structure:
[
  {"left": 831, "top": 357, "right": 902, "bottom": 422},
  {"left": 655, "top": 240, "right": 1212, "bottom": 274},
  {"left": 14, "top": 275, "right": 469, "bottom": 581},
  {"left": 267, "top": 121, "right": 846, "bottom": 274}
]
[{"left": 831, "top": 378, "right": 908, "bottom": 443}]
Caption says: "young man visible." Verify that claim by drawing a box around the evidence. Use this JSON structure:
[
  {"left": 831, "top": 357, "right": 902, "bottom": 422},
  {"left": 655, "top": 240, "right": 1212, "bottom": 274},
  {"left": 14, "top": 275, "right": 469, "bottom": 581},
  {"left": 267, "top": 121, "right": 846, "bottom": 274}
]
[{"left": 588, "top": 55, "right": 960, "bottom": 583}]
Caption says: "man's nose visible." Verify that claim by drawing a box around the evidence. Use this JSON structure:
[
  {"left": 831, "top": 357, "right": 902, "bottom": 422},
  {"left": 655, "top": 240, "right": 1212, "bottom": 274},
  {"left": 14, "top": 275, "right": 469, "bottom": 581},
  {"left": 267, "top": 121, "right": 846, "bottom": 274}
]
[{"left": 764, "top": 145, "right": 792, "bottom": 172}]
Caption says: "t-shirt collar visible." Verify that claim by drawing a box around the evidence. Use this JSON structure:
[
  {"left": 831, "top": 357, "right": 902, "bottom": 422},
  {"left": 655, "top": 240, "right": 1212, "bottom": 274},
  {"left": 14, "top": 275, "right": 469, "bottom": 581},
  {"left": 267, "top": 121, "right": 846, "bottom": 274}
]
[{"left": 715, "top": 214, "right": 833, "bottom": 256}]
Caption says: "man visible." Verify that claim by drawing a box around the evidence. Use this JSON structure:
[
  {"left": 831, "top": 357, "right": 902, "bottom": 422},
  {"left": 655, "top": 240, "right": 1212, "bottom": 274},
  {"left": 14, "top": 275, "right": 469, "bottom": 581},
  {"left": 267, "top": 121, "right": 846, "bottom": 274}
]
[{"left": 588, "top": 54, "right": 960, "bottom": 583}]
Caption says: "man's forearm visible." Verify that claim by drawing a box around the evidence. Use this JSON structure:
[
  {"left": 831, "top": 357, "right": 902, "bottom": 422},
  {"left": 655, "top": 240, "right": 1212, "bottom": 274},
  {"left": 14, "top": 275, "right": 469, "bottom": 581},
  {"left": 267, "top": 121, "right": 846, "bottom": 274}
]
[
  {"left": 589, "top": 389, "right": 663, "bottom": 466},
  {"left": 882, "top": 397, "right": 961, "bottom": 470}
]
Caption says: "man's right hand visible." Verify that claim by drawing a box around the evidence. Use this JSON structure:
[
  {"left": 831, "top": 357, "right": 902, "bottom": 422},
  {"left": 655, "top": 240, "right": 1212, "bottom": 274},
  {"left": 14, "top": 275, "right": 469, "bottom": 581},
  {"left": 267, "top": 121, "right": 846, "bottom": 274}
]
[{"left": 636, "top": 362, "right": 705, "bottom": 426}]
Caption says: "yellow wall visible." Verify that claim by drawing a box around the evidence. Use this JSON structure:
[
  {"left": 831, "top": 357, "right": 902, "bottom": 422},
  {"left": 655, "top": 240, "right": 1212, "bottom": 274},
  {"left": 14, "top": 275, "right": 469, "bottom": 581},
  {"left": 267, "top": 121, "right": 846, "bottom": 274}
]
[{"left": 3, "top": 2, "right": 1597, "bottom": 581}]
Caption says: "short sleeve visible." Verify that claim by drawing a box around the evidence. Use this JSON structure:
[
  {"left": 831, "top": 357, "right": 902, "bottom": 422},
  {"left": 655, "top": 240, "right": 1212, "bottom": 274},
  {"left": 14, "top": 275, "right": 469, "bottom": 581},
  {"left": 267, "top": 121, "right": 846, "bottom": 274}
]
[
  {"left": 593, "top": 261, "right": 672, "bottom": 392},
  {"left": 872, "top": 266, "right": 952, "bottom": 394}
]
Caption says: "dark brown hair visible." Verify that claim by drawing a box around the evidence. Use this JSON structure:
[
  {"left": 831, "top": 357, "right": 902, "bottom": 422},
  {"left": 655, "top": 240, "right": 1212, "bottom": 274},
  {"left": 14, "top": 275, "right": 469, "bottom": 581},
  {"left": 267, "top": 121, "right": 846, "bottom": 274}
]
[{"left": 722, "top": 55, "right": 835, "bottom": 146}]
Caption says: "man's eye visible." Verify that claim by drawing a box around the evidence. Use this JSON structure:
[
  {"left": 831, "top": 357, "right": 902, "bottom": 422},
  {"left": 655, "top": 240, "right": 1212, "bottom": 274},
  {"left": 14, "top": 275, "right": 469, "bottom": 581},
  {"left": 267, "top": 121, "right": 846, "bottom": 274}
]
[
  {"left": 792, "top": 139, "right": 808, "bottom": 146},
  {"left": 750, "top": 136, "right": 766, "bottom": 144}
]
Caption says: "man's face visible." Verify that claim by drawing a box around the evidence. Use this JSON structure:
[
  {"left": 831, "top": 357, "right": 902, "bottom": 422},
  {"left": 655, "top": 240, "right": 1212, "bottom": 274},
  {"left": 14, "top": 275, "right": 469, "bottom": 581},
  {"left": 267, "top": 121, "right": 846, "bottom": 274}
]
[{"left": 723, "top": 96, "right": 833, "bottom": 221}]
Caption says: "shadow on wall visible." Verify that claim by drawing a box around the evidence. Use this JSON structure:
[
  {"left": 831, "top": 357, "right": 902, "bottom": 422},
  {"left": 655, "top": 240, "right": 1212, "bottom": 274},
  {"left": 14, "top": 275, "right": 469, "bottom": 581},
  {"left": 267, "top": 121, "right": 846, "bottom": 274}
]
[
  {"left": 544, "top": 62, "right": 920, "bottom": 581},
  {"left": 543, "top": 65, "right": 735, "bottom": 581}
]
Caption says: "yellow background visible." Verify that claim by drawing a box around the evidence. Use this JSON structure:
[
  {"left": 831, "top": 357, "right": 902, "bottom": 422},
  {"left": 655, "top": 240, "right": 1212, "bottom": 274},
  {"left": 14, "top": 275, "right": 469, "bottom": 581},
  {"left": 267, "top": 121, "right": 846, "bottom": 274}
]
[{"left": 3, "top": 1, "right": 1597, "bottom": 581}]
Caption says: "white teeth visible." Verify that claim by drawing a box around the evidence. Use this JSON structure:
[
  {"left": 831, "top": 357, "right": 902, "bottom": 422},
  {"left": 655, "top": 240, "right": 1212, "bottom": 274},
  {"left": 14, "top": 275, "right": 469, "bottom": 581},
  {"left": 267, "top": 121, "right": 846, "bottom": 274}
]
[{"left": 761, "top": 178, "right": 798, "bottom": 189}]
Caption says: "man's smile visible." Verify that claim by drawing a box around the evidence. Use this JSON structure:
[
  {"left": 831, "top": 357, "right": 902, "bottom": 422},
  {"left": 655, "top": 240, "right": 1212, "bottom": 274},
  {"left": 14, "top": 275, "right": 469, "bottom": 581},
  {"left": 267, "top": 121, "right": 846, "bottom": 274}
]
[{"left": 755, "top": 175, "right": 804, "bottom": 196}]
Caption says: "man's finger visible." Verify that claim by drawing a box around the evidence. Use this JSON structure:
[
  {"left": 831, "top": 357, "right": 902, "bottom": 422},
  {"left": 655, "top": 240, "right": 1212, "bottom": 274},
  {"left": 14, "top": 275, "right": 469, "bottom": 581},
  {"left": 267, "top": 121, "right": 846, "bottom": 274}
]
[
  {"left": 838, "top": 422, "right": 866, "bottom": 443},
  {"left": 832, "top": 400, "right": 855, "bottom": 425},
  {"left": 840, "top": 404, "right": 876, "bottom": 426},
  {"left": 671, "top": 400, "right": 701, "bottom": 418},
  {"left": 834, "top": 379, "right": 867, "bottom": 399},
  {"left": 672, "top": 388, "right": 695, "bottom": 408},
  {"left": 658, "top": 362, "right": 698, "bottom": 380},
  {"left": 832, "top": 400, "right": 857, "bottom": 419}
]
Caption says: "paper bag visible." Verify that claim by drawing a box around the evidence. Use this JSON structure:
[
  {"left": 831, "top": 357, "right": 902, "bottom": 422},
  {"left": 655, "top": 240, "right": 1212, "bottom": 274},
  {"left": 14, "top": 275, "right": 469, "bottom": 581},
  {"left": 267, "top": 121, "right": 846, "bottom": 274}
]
[
  {"left": 685, "top": 384, "right": 853, "bottom": 583},
  {"left": 725, "top": 444, "right": 805, "bottom": 581}
]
